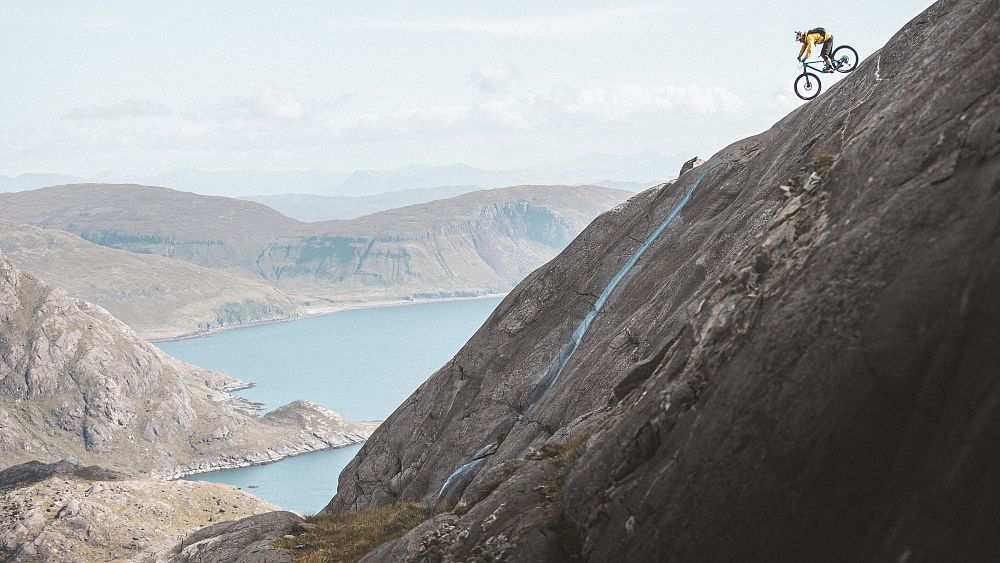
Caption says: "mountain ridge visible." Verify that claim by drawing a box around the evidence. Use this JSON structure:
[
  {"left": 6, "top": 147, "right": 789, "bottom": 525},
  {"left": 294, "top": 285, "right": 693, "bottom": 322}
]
[
  {"left": 0, "top": 152, "right": 679, "bottom": 197},
  {"left": 0, "top": 184, "right": 631, "bottom": 312}
]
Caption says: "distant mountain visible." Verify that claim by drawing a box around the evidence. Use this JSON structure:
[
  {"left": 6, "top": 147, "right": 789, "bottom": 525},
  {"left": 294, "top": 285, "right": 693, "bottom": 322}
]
[
  {"left": 241, "top": 185, "right": 479, "bottom": 221},
  {"left": 0, "top": 173, "right": 86, "bottom": 192},
  {"left": 0, "top": 151, "right": 680, "bottom": 197},
  {"left": 335, "top": 155, "right": 677, "bottom": 197},
  {"left": 142, "top": 169, "right": 352, "bottom": 196},
  {"left": 528, "top": 150, "right": 690, "bottom": 183},
  {"left": 0, "top": 220, "right": 298, "bottom": 339},
  {"left": 0, "top": 184, "right": 631, "bottom": 310}
]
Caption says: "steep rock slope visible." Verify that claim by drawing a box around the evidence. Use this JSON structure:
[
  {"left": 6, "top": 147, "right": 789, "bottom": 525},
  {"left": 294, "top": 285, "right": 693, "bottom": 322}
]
[
  {"left": 0, "top": 251, "right": 376, "bottom": 476},
  {"left": 322, "top": 0, "right": 1000, "bottom": 560},
  {"left": 0, "top": 185, "right": 630, "bottom": 307},
  {"left": 0, "top": 220, "right": 298, "bottom": 339}
]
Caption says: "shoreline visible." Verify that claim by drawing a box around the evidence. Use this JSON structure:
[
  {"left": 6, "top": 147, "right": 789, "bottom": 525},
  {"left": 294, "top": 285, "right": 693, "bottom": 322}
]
[
  {"left": 156, "top": 435, "right": 371, "bottom": 481},
  {"left": 149, "top": 292, "right": 508, "bottom": 343}
]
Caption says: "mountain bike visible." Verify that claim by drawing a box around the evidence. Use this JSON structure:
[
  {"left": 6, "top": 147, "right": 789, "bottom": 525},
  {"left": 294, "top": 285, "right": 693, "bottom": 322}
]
[{"left": 794, "top": 45, "right": 859, "bottom": 100}]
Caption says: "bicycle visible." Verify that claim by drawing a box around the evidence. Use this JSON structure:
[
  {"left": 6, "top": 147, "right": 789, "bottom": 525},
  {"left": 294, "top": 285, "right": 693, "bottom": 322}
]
[{"left": 794, "top": 45, "right": 859, "bottom": 100}]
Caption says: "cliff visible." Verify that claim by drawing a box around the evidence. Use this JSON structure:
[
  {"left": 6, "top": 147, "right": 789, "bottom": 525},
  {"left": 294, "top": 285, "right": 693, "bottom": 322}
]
[
  {"left": 0, "top": 185, "right": 630, "bottom": 309},
  {"left": 0, "top": 251, "right": 377, "bottom": 477},
  {"left": 315, "top": 0, "right": 1000, "bottom": 560}
]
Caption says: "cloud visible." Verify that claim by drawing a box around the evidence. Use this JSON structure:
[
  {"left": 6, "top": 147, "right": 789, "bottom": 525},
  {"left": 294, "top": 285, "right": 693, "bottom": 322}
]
[
  {"left": 470, "top": 65, "right": 519, "bottom": 94},
  {"left": 554, "top": 83, "right": 745, "bottom": 121},
  {"left": 199, "top": 86, "right": 355, "bottom": 122},
  {"left": 358, "top": 5, "right": 674, "bottom": 37},
  {"left": 2, "top": 81, "right": 744, "bottom": 170},
  {"left": 63, "top": 100, "right": 172, "bottom": 120},
  {"left": 334, "top": 82, "right": 744, "bottom": 143}
]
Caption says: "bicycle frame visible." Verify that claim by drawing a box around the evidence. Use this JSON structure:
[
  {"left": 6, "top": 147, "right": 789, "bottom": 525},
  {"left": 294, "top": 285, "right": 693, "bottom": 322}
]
[{"left": 801, "top": 59, "right": 832, "bottom": 73}]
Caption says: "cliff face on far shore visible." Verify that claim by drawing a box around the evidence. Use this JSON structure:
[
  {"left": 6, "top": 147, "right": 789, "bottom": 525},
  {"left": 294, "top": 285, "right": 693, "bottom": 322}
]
[
  {"left": 0, "top": 251, "right": 376, "bottom": 477},
  {"left": 0, "top": 185, "right": 630, "bottom": 311}
]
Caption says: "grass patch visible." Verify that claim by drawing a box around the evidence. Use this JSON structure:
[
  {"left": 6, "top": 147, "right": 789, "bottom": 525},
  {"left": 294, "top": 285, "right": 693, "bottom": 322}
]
[
  {"left": 539, "top": 430, "right": 592, "bottom": 478},
  {"left": 808, "top": 147, "right": 839, "bottom": 175},
  {"left": 276, "top": 503, "right": 430, "bottom": 563},
  {"left": 540, "top": 430, "right": 593, "bottom": 560}
]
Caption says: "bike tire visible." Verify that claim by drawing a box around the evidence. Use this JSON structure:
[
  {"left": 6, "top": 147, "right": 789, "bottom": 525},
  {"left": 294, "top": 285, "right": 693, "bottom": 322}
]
[
  {"left": 833, "top": 45, "right": 859, "bottom": 73},
  {"left": 794, "top": 72, "right": 822, "bottom": 100}
]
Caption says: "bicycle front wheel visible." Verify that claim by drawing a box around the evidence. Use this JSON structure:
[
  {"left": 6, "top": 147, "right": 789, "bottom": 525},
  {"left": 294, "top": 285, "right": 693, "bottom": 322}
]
[
  {"left": 794, "top": 72, "right": 822, "bottom": 100},
  {"left": 833, "top": 45, "right": 859, "bottom": 73}
]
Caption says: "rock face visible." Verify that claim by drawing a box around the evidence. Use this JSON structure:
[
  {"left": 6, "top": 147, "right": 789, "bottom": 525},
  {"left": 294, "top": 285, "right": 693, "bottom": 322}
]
[
  {"left": 0, "top": 461, "right": 278, "bottom": 562},
  {"left": 0, "top": 185, "right": 630, "bottom": 309},
  {"left": 0, "top": 220, "right": 298, "bottom": 340},
  {"left": 0, "top": 251, "right": 376, "bottom": 476},
  {"left": 677, "top": 156, "right": 704, "bottom": 176},
  {"left": 323, "top": 1, "right": 1000, "bottom": 560},
  {"left": 166, "top": 511, "right": 305, "bottom": 563}
]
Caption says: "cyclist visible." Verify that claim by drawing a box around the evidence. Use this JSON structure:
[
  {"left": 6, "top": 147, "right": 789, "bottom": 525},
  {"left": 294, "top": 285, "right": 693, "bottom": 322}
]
[{"left": 796, "top": 28, "right": 836, "bottom": 72}]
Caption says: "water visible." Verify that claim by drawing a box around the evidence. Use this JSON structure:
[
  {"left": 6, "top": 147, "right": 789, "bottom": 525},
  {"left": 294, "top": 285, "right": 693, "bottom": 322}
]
[
  {"left": 159, "top": 298, "right": 503, "bottom": 421},
  {"left": 158, "top": 297, "right": 503, "bottom": 514},
  {"left": 187, "top": 444, "right": 363, "bottom": 515}
]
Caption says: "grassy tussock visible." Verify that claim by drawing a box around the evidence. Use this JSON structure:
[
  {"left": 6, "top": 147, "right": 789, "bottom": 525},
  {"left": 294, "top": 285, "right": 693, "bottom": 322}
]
[
  {"left": 540, "top": 430, "right": 592, "bottom": 475},
  {"left": 276, "top": 503, "right": 430, "bottom": 563},
  {"left": 539, "top": 430, "right": 593, "bottom": 561}
]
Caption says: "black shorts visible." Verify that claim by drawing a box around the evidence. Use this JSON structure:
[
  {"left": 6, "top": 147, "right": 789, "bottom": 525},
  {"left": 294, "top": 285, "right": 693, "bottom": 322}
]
[{"left": 821, "top": 37, "right": 834, "bottom": 58}]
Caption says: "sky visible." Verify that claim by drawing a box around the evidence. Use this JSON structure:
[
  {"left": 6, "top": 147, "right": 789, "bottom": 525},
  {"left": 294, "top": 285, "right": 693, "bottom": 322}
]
[{"left": 0, "top": 1, "right": 936, "bottom": 178}]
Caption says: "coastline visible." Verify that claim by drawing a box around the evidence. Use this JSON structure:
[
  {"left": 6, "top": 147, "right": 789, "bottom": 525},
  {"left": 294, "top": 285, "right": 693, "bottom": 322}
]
[
  {"left": 149, "top": 292, "right": 509, "bottom": 344},
  {"left": 154, "top": 431, "right": 375, "bottom": 481}
]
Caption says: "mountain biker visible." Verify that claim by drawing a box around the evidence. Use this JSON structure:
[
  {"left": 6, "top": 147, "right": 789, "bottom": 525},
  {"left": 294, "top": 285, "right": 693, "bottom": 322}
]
[{"left": 796, "top": 28, "right": 836, "bottom": 72}]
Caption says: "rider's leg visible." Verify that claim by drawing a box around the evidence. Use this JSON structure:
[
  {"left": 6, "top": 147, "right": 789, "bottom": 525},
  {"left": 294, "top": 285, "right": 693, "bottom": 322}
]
[{"left": 821, "top": 38, "right": 835, "bottom": 71}]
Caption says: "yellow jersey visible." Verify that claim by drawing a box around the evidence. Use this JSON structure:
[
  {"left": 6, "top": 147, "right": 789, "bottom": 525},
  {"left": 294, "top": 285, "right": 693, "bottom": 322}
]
[{"left": 799, "top": 32, "right": 832, "bottom": 59}]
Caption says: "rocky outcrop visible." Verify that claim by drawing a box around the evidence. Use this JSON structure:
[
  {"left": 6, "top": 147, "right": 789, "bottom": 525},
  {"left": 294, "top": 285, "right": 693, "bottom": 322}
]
[
  {"left": 677, "top": 156, "right": 704, "bottom": 176},
  {"left": 0, "top": 461, "right": 278, "bottom": 562},
  {"left": 157, "top": 401, "right": 379, "bottom": 480},
  {"left": 0, "top": 461, "right": 122, "bottom": 492},
  {"left": 321, "top": 0, "right": 1000, "bottom": 560},
  {"left": 0, "top": 185, "right": 630, "bottom": 309},
  {"left": 0, "top": 220, "right": 298, "bottom": 340},
  {"left": 166, "top": 511, "right": 305, "bottom": 563},
  {"left": 0, "top": 251, "right": 376, "bottom": 476}
]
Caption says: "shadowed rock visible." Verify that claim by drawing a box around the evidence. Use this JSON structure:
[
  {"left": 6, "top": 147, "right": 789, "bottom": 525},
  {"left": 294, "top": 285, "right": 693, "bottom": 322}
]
[
  {"left": 0, "top": 461, "right": 121, "bottom": 492},
  {"left": 321, "top": 0, "right": 1000, "bottom": 560}
]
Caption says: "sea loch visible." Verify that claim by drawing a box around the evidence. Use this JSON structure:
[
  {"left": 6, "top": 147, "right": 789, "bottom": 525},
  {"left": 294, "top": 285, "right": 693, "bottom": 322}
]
[{"left": 158, "top": 297, "right": 503, "bottom": 513}]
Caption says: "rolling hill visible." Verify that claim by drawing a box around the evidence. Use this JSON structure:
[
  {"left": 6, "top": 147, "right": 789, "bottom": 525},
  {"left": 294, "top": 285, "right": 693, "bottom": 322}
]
[
  {"left": 0, "top": 184, "right": 632, "bottom": 310},
  {"left": 0, "top": 220, "right": 298, "bottom": 339}
]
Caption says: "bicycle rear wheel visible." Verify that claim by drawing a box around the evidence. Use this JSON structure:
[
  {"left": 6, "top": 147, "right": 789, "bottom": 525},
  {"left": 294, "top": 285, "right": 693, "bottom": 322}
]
[
  {"left": 833, "top": 45, "right": 859, "bottom": 73},
  {"left": 794, "top": 72, "right": 822, "bottom": 100}
]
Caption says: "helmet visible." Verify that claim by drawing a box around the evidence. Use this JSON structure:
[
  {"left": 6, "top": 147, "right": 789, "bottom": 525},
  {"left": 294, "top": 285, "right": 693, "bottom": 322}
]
[{"left": 795, "top": 31, "right": 805, "bottom": 41}]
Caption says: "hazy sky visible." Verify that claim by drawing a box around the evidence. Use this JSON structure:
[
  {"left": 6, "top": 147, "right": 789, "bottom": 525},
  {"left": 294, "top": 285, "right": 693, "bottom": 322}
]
[{"left": 1, "top": 1, "right": 935, "bottom": 176}]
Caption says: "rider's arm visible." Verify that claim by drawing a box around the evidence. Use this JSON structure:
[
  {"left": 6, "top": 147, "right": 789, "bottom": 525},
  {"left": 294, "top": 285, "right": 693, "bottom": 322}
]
[{"left": 802, "top": 35, "right": 815, "bottom": 59}]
